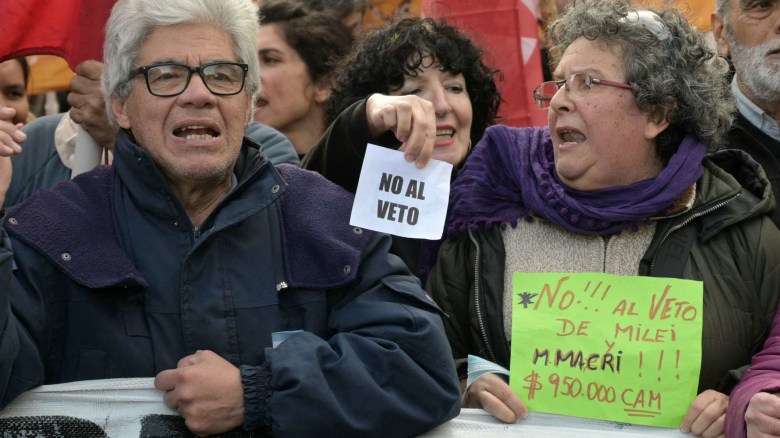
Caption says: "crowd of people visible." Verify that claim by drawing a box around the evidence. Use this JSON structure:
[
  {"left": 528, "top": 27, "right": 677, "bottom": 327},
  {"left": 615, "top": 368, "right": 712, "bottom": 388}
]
[{"left": 1, "top": 0, "right": 779, "bottom": 436}]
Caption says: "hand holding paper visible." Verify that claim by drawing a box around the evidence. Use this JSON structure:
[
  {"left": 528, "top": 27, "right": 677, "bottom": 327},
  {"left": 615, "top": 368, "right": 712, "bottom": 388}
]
[
  {"left": 365, "top": 94, "right": 436, "bottom": 168},
  {"left": 350, "top": 144, "right": 452, "bottom": 239}
]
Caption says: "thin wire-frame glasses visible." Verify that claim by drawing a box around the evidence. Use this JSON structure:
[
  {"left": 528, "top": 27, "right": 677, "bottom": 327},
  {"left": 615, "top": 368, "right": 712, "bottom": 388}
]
[
  {"left": 533, "top": 73, "right": 635, "bottom": 109},
  {"left": 132, "top": 61, "right": 249, "bottom": 97}
]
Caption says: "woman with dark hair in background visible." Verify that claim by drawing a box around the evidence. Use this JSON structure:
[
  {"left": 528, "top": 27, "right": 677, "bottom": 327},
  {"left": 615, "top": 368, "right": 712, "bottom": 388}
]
[{"left": 255, "top": 0, "right": 353, "bottom": 158}]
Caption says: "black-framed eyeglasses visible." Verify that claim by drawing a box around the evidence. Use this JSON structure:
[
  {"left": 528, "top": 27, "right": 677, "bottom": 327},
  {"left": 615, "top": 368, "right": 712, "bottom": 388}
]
[
  {"left": 533, "top": 73, "right": 635, "bottom": 109},
  {"left": 131, "top": 61, "right": 249, "bottom": 97}
]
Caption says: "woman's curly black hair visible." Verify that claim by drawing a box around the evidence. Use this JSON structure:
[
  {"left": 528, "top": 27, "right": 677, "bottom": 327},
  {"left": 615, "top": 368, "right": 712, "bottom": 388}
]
[{"left": 327, "top": 17, "right": 502, "bottom": 147}]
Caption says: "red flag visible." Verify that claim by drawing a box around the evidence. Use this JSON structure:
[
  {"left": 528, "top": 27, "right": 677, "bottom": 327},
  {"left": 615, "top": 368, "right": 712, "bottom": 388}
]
[
  {"left": 0, "top": 0, "right": 115, "bottom": 70},
  {"left": 424, "top": 0, "right": 547, "bottom": 128}
]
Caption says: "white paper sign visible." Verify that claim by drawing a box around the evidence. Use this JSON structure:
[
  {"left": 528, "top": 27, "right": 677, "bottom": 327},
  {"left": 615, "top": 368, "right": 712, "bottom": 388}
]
[{"left": 350, "top": 144, "right": 452, "bottom": 239}]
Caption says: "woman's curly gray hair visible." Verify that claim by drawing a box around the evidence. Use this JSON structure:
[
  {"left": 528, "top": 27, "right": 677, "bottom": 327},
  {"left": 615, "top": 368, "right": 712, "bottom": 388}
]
[{"left": 548, "top": 0, "right": 734, "bottom": 158}]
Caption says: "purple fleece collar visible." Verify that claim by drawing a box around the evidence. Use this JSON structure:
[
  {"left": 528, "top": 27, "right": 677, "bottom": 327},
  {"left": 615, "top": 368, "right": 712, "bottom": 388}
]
[
  {"left": 275, "top": 164, "right": 374, "bottom": 288},
  {"left": 6, "top": 166, "right": 147, "bottom": 289}
]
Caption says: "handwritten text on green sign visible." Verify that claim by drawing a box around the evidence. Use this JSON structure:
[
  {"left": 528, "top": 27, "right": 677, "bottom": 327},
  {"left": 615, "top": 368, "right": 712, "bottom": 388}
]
[{"left": 509, "top": 273, "right": 703, "bottom": 428}]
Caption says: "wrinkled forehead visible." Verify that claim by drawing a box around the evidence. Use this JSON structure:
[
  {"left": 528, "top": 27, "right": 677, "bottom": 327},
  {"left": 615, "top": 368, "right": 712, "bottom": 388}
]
[{"left": 554, "top": 37, "right": 627, "bottom": 77}]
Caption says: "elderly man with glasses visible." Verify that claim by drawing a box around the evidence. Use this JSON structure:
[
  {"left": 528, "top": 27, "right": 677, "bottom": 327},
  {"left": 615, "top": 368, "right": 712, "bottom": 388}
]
[{"left": 0, "top": 0, "right": 461, "bottom": 435}]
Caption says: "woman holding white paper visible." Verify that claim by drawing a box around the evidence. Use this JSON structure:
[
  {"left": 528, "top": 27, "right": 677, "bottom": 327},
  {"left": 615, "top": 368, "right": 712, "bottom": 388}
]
[
  {"left": 303, "top": 17, "right": 501, "bottom": 189},
  {"left": 426, "top": 1, "right": 780, "bottom": 436},
  {"left": 301, "top": 17, "right": 501, "bottom": 276}
]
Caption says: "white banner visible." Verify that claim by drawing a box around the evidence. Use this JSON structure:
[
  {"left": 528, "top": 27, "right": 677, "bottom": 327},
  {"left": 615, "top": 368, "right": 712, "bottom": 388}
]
[
  {"left": 0, "top": 378, "right": 198, "bottom": 437},
  {"left": 1, "top": 379, "right": 687, "bottom": 437},
  {"left": 422, "top": 409, "right": 689, "bottom": 437}
]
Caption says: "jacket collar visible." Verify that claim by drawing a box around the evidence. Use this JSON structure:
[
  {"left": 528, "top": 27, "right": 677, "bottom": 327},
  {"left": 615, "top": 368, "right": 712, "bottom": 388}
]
[
  {"left": 8, "top": 133, "right": 372, "bottom": 290},
  {"left": 7, "top": 165, "right": 147, "bottom": 289},
  {"left": 694, "top": 149, "right": 775, "bottom": 241}
]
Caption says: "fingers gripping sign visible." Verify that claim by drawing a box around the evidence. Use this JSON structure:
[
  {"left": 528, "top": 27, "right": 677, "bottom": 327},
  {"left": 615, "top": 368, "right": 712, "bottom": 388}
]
[
  {"left": 365, "top": 94, "right": 436, "bottom": 169},
  {"left": 464, "top": 373, "right": 529, "bottom": 424},
  {"left": 680, "top": 389, "right": 727, "bottom": 437},
  {"left": 154, "top": 350, "right": 245, "bottom": 436}
]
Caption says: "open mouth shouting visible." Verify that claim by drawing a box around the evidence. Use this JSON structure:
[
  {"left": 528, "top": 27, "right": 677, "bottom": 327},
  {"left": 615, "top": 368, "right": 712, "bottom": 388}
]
[
  {"left": 557, "top": 128, "right": 586, "bottom": 145},
  {"left": 173, "top": 124, "right": 221, "bottom": 141}
]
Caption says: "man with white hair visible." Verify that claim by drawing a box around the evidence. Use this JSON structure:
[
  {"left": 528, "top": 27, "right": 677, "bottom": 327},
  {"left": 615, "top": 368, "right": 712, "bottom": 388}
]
[{"left": 0, "top": 0, "right": 460, "bottom": 435}]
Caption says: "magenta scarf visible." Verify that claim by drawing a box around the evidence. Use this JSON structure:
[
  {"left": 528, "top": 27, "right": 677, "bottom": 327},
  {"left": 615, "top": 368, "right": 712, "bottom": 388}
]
[{"left": 446, "top": 125, "right": 706, "bottom": 237}]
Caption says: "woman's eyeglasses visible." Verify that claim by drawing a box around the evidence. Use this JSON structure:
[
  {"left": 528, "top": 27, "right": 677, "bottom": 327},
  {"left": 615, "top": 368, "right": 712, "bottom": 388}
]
[{"left": 533, "top": 73, "right": 635, "bottom": 109}]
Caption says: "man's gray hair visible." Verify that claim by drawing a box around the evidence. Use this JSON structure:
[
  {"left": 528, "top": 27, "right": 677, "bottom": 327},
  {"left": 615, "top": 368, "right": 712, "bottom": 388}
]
[{"left": 102, "top": 0, "right": 260, "bottom": 126}]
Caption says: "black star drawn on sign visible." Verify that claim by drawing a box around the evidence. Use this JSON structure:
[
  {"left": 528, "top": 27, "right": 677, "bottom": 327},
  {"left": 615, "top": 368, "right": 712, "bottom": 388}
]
[{"left": 517, "top": 291, "right": 538, "bottom": 309}]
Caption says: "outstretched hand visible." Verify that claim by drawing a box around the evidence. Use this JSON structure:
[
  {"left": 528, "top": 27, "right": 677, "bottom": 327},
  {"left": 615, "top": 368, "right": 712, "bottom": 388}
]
[
  {"left": 155, "top": 350, "right": 245, "bottom": 436},
  {"left": 365, "top": 94, "right": 436, "bottom": 169},
  {"left": 463, "top": 373, "right": 529, "bottom": 423}
]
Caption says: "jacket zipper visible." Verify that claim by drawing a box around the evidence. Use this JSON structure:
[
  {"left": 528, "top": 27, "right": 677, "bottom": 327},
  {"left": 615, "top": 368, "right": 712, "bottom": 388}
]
[
  {"left": 468, "top": 229, "right": 497, "bottom": 363},
  {"left": 650, "top": 192, "right": 741, "bottom": 272}
]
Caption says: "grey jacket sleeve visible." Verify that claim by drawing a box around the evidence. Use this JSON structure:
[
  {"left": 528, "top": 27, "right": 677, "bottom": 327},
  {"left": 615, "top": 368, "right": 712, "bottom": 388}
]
[
  {"left": 244, "top": 122, "right": 299, "bottom": 166},
  {"left": 7, "top": 114, "right": 71, "bottom": 207}
]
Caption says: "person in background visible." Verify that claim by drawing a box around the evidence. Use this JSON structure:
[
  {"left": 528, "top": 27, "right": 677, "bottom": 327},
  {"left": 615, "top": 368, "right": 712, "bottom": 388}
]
[
  {"left": 0, "top": 57, "right": 32, "bottom": 203},
  {"left": 0, "top": 0, "right": 460, "bottom": 435},
  {"left": 255, "top": 0, "right": 353, "bottom": 158},
  {"left": 716, "top": 2, "right": 780, "bottom": 435},
  {"left": 301, "top": 17, "right": 501, "bottom": 276},
  {"left": 0, "top": 58, "right": 31, "bottom": 126},
  {"left": 426, "top": 1, "right": 780, "bottom": 436},
  {"left": 711, "top": 0, "right": 780, "bottom": 227}
]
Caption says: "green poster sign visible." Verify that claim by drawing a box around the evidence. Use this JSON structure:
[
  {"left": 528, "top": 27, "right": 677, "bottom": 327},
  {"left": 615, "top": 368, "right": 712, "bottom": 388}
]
[{"left": 509, "top": 272, "right": 703, "bottom": 428}]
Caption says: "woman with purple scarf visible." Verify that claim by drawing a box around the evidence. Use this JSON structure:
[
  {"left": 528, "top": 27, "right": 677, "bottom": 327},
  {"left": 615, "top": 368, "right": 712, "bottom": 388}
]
[{"left": 426, "top": 0, "right": 780, "bottom": 436}]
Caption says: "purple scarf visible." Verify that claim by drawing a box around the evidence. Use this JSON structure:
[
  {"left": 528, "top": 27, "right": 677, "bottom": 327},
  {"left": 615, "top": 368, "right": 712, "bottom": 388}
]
[{"left": 446, "top": 125, "right": 707, "bottom": 237}]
